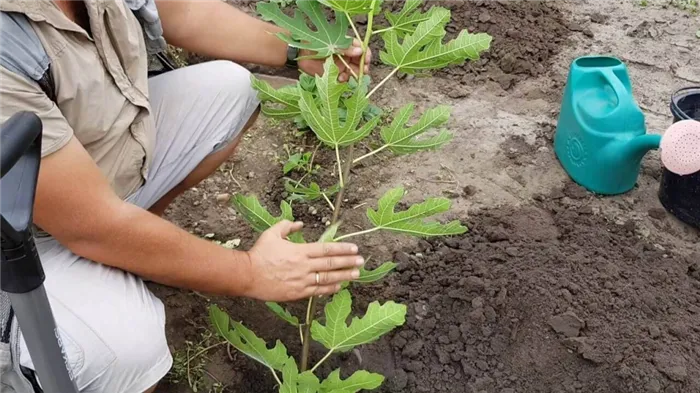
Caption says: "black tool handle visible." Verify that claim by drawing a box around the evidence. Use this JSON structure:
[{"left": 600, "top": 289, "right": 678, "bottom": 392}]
[{"left": 1, "top": 111, "right": 44, "bottom": 293}]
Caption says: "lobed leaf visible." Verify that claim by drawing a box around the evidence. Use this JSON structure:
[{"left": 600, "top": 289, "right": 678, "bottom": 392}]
[
  {"left": 285, "top": 180, "right": 340, "bottom": 203},
  {"left": 366, "top": 187, "right": 467, "bottom": 237},
  {"left": 251, "top": 75, "right": 302, "bottom": 119},
  {"left": 311, "top": 290, "right": 406, "bottom": 353},
  {"left": 382, "top": 0, "right": 445, "bottom": 37},
  {"left": 209, "top": 305, "right": 289, "bottom": 371},
  {"left": 231, "top": 195, "right": 305, "bottom": 243},
  {"left": 299, "top": 59, "right": 380, "bottom": 148},
  {"left": 280, "top": 358, "right": 321, "bottom": 393},
  {"left": 257, "top": 0, "right": 353, "bottom": 59},
  {"left": 380, "top": 103, "right": 452, "bottom": 155},
  {"left": 357, "top": 262, "right": 397, "bottom": 283},
  {"left": 380, "top": 9, "right": 492, "bottom": 74},
  {"left": 320, "top": 369, "right": 384, "bottom": 392},
  {"left": 318, "top": 0, "right": 382, "bottom": 16},
  {"left": 319, "top": 222, "right": 341, "bottom": 243},
  {"left": 266, "top": 302, "right": 300, "bottom": 326}
]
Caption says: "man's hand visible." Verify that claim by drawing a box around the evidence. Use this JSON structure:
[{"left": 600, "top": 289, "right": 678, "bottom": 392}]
[
  {"left": 298, "top": 39, "right": 372, "bottom": 82},
  {"left": 244, "top": 220, "right": 364, "bottom": 301}
]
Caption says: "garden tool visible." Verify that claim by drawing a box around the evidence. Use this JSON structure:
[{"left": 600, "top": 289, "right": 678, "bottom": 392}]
[
  {"left": 554, "top": 55, "right": 661, "bottom": 195},
  {"left": 1, "top": 111, "right": 79, "bottom": 392}
]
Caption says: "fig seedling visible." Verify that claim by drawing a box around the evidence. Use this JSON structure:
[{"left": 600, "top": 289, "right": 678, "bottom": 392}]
[{"left": 210, "top": 1, "right": 491, "bottom": 391}]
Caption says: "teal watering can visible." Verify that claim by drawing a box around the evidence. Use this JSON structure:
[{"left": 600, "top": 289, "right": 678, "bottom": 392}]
[{"left": 554, "top": 56, "right": 661, "bottom": 195}]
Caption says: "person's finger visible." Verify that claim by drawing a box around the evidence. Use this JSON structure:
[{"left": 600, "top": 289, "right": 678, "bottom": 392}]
[
  {"left": 308, "top": 255, "right": 364, "bottom": 273},
  {"left": 344, "top": 40, "right": 364, "bottom": 58},
  {"left": 314, "top": 269, "right": 360, "bottom": 286},
  {"left": 303, "top": 242, "right": 359, "bottom": 258},
  {"left": 269, "top": 220, "right": 303, "bottom": 238},
  {"left": 338, "top": 72, "right": 348, "bottom": 82}
]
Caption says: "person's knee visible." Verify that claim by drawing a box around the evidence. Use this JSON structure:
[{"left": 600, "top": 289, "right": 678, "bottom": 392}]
[{"left": 202, "top": 60, "right": 260, "bottom": 109}]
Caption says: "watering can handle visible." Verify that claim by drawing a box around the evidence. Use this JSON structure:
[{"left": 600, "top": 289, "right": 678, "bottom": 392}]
[{"left": 600, "top": 68, "right": 631, "bottom": 114}]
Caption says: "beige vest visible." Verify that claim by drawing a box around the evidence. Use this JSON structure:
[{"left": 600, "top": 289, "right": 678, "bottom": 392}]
[{"left": 0, "top": 0, "right": 156, "bottom": 199}]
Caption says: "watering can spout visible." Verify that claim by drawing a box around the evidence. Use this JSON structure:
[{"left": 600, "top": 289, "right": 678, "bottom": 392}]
[{"left": 620, "top": 133, "right": 662, "bottom": 162}]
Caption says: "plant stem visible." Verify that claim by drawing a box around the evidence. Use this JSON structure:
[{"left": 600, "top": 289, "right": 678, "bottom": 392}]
[
  {"left": 358, "top": 3, "right": 376, "bottom": 82},
  {"left": 190, "top": 341, "right": 227, "bottom": 362},
  {"left": 347, "top": 12, "right": 363, "bottom": 43},
  {"left": 300, "top": 2, "right": 377, "bottom": 372},
  {"left": 334, "top": 227, "right": 380, "bottom": 241},
  {"left": 299, "top": 324, "right": 304, "bottom": 345},
  {"left": 336, "top": 54, "right": 359, "bottom": 80},
  {"left": 353, "top": 143, "right": 389, "bottom": 164},
  {"left": 310, "top": 349, "right": 335, "bottom": 373},
  {"left": 322, "top": 193, "right": 335, "bottom": 212},
  {"left": 335, "top": 145, "right": 345, "bottom": 188},
  {"left": 367, "top": 67, "right": 400, "bottom": 99}
]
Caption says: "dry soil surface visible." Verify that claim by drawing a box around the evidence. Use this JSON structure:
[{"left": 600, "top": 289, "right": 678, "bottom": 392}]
[{"left": 153, "top": 1, "right": 700, "bottom": 392}]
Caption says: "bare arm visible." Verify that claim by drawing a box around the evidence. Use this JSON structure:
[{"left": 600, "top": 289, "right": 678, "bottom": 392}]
[
  {"left": 154, "top": 0, "right": 369, "bottom": 80},
  {"left": 155, "top": 0, "right": 288, "bottom": 67},
  {"left": 34, "top": 137, "right": 253, "bottom": 297},
  {"left": 33, "top": 138, "right": 364, "bottom": 301}
]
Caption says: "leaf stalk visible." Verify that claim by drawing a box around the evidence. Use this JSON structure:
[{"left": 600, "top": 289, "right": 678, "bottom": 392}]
[
  {"left": 353, "top": 143, "right": 389, "bottom": 164},
  {"left": 347, "top": 11, "right": 363, "bottom": 43},
  {"left": 367, "top": 67, "right": 400, "bottom": 99},
  {"left": 310, "top": 349, "right": 335, "bottom": 373},
  {"left": 335, "top": 145, "right": 345, "bottom": 188},
  {"left": 334, "top": 227, "right": 380, "bottom": 242}
]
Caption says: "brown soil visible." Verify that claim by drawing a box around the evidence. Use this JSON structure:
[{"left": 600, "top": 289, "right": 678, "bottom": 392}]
[
  {"left": 429, "top": 0, "right": 572, "bottom": 90},
  {"left": 154, "top": 191, "right": 700, "bottom": 393}
]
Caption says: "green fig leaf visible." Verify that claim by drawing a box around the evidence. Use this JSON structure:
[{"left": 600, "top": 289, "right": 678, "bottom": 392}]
[
  {"left": 231, "top": 195, "right": 305, "bottom": 243},
  {"left": 257, "top": 0, "right": 353, "bottom": 59},
  {"left": 380, "top": 9, "right": 492, "bottom": 74},
  {"left": 209, "top": 305, "right": 289, "bottom": 372},
  {"left": 319, "top": 222, "right": 341, "bottom": 243},
  {"left": 320, "top": 369, "right": 385, "bottom": 392},
  {"left": 298, "top": 371, "right": 321, "bottom": 393},
  {"left": 367, "top": 187, "right": 467, "bottom": 237},
  {"left": 251, "top": 75, "right": 302, "bottom": 119},
  {"left": 318, "top": 0, "right": 382, "bottom": 16},
  {"left": 299, "top": 59, "right": 380, "bottom": 148},
  {"left": 357, "top": 262, "right": 397, "bottom": 283},
  {"left": 285, "top": 180, "right": 340, "bottom": 203},
  {"left": 280, "top": 359, "right": 321, "bottom": 393},
  {"left": 311, "top": 290, "right": 406, "bottom": 353},
  {"left": 380, "top": 103, "right": 452, "bottom": 154},
  {"left": 265, "top": 302, "right": 300, "bottom": 326},
  {"left": 381, "top": 0, "right": 445, "bottom": 37},
  {"left": 280, "top": 358, "right": 300, "bottom": 393}
]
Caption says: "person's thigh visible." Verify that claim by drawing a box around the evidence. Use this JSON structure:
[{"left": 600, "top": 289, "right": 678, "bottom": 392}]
[
  {"left": 126, "top": 60, "right": 260, "bottom": 209},
  {"left": 17, "top": 238, "right": 171, "bottom": 393}
]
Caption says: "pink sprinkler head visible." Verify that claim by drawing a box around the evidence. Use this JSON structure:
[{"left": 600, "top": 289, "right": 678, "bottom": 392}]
[{"left": 660, "top": 119, "right": 700, "bottom": 176}]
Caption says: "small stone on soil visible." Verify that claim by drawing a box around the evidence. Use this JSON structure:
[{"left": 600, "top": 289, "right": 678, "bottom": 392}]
[
  {"left": 388, "top": 369, "right": 408, "bottom": 392},
  {"left": 548, "top": 311, "right": 585, "bottom": 337},
  {"left": 402, "top": 339, "right": 424, "bottom": 358},
  {"left": 215, "top": 193, "right": 230, "bottom": 203},
  {"left": 464, "top": 276, "right": 486, "bottom": 292},
  {"left": 653, "top": 351, "right": 687, "bottom": 382},
  {"left": 648, "top": 208, "right": 666, "bottom": 220}
]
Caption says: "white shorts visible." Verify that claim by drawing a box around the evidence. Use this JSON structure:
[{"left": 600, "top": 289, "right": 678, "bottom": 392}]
[{"left": 14, "top": 60, "right": 260, "bottom": 393}]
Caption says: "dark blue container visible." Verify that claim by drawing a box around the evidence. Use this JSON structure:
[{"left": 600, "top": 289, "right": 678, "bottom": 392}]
[{"left": 658, "top": 87, "right": 700, "bottom": 229}]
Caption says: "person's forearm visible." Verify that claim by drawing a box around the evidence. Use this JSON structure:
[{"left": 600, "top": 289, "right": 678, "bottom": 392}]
[
  {"left": 156, "top": 0, "right": 288, "bottom": 67},
  {"left": 67, "top": 201, "right": 252, "bottom": 297}
]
